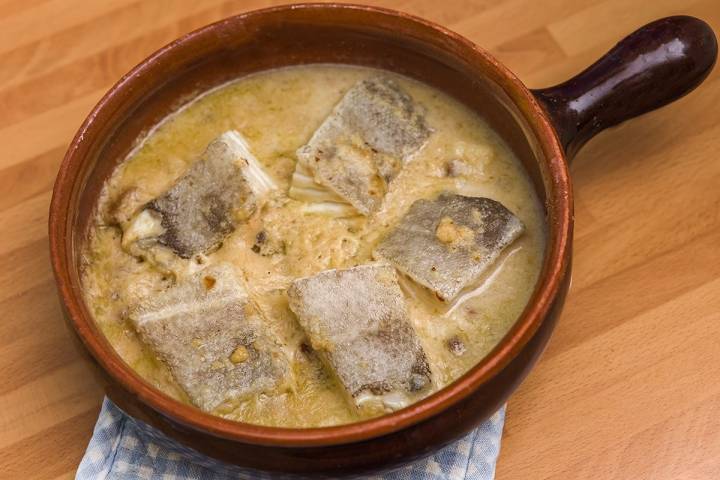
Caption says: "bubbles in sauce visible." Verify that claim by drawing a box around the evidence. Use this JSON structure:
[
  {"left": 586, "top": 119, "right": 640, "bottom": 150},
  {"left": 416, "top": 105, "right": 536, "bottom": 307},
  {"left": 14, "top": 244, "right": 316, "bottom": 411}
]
[{"left": 81, "top": 65, "right": 545, "bottom": 427}]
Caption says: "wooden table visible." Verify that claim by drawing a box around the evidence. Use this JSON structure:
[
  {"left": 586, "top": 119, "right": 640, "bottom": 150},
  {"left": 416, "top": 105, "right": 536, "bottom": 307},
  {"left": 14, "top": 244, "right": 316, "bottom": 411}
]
[{"left": 1, "top": 1, "right": 718, "bottom": 478}]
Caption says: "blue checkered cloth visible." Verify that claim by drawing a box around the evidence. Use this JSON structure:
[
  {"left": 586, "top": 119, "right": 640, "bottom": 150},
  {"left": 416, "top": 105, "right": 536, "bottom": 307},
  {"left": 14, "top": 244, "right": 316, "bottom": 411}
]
[{"left": 77, "top": 397, "right": 505, "bottom": 479}]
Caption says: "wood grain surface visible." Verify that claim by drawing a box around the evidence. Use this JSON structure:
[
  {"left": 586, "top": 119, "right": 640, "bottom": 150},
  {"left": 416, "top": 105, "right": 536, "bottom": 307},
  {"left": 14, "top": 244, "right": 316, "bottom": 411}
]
[{"left": 0, "top": 1, "right": 718, "bottom": 479}]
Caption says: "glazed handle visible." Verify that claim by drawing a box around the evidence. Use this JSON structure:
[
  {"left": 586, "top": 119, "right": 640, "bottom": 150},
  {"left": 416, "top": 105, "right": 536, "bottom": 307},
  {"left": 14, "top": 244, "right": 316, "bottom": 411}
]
[{"left": 532, "top": 16, "right": 717, "bottom": 159}]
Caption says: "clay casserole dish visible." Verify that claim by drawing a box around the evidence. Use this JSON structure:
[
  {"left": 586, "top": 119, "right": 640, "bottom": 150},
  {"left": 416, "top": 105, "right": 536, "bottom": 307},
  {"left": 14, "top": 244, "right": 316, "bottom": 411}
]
[{"left": 48, "top": 3, "right": 717, "bottom": 475}]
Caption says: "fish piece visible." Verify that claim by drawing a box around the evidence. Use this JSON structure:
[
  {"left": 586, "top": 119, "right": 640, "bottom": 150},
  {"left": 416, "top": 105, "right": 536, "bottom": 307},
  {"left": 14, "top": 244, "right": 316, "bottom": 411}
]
[
  {"left": 295, "top": 77, "right": 431, "bottom": 215},
  {"left": 128, "top": 263, "right": 288, "bottom": 412},
  {"left": 123, "top": 131, "right": 276, "bottom": 258},
  {"left": 287, "top": 264, "right": 432, "bottom": 413},
  {"left": 374, "top": 193, "right": 524, "bottom": 301}
]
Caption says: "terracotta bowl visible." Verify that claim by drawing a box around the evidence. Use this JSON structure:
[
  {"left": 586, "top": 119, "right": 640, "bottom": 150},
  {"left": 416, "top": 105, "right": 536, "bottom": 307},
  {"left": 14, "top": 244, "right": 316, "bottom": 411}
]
[{"left": 48, "top": 4, "right": 717, "bottom": 476}]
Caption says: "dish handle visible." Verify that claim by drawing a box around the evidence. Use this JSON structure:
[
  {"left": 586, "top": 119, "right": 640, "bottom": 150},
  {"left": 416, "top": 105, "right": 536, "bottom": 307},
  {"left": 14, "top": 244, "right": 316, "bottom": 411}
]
[{"left": 532, "top": 16, "right": 717, "bottom": 159}]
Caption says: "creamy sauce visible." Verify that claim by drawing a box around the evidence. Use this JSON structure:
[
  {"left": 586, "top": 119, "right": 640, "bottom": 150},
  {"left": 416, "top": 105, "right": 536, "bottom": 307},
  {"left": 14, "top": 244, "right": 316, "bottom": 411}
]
[{"left": 81, "top": 65, "right": 545, "bottom": 427}]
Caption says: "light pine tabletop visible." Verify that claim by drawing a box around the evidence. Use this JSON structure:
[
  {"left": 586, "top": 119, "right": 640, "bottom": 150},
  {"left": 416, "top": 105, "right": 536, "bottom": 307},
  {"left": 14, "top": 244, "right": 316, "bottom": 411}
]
[{"left": 1, "top": 1, "right": 719, "bottom": 479}]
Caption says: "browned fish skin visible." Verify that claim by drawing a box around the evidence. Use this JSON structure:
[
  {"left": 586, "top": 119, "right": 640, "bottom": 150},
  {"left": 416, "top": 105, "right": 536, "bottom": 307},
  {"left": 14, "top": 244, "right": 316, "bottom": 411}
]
[
  {"left": 129, "top": 264, "right": 288, "bottom": 412},
  {"left": 374, "top": 193, "right": 524, "bottom": 301},
  {"left": 296, "top": 77, "right": 431, "bottom": 214},
  {"left": 146, "top": 135, "right": 257, "bottom": 258},
  {"left": 287, "top": 264, "right": 432, "bottom": 411}
]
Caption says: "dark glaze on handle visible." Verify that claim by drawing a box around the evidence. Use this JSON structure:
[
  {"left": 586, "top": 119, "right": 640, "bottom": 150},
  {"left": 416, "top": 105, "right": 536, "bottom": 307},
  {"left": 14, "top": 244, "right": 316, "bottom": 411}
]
[{"left": 533, "top": 16, "right": 717, "bottom": 159}]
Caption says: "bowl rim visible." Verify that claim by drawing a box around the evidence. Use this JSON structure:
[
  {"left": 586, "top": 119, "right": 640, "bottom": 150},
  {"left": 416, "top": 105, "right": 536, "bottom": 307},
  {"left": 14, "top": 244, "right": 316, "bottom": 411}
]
[{"left": 49, "top": 2, "right": 571, "bottom": 447}]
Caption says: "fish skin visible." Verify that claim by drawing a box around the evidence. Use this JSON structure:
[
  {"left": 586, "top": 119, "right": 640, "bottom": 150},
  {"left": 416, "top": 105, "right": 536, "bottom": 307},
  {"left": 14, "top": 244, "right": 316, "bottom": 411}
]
[
  {"left": 296, "top": 77, "right": 431, "bottom": 215},
  {"left": 374, "top": 193, "right": 525, "bottom": 301},
  {"left": 287, "top": 264, "right": 432, "bottom": 413},
  {"left": 128, "top": 264, "right": 288, "bottom": 412},
  {"left": 145, "top": 133, "right": 259, "bottom": 258}
]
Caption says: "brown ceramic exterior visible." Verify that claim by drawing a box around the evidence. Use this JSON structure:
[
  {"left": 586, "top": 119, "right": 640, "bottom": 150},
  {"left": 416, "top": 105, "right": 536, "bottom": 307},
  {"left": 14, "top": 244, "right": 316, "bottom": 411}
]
[{"left": 48, "top": 4, "right": 716, "bottom": 476}]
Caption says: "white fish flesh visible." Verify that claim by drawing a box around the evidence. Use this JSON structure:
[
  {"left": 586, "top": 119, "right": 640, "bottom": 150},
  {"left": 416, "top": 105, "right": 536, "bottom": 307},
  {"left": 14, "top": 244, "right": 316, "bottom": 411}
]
[
  {"left": 123, "top": 131, "right": 275, "bottom": 258},
  {"left": 128, "top": 263, "right": 288, "bottom": 412},
  {"left": 294, "top": 77, "right": 431, "bottom": 215},
  {"left": 374, "top": 193, "right": 524, "bottom": 301},
  {"left": 287, "top": 264, "right": 432, "bottom": 414}
]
